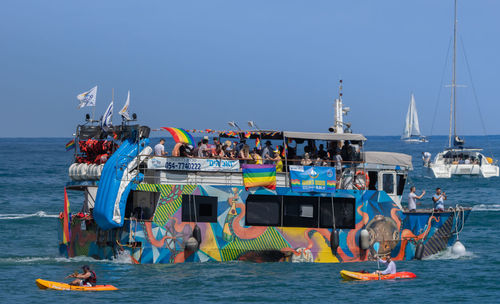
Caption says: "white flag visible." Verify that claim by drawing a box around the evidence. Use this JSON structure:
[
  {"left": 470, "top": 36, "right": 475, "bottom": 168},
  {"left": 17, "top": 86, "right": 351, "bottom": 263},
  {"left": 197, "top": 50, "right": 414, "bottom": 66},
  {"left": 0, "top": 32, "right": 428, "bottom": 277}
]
[
  {"left": 76, "top": 86, "right": 98, "bottom": 108},
  {"left": 119, "top": 90, "right": 131, "bottom": 120},
  {"left": 101, "top": 100, "right": 113, "bottom": 132}
]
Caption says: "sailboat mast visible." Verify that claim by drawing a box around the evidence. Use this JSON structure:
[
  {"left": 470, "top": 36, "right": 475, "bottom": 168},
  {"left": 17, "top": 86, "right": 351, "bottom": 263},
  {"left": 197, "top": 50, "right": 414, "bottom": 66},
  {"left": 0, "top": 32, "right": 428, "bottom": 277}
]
[{"left": 449, "top": 0, "right": 458, "bottom": 147}]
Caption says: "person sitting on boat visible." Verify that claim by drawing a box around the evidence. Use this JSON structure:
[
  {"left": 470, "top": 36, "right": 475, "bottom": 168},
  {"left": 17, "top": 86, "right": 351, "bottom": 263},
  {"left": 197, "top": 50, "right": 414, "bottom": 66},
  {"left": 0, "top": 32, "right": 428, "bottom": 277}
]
[
  {"left": 68, "top": 265, "right": 97, "bottom": 287},
  {"left": 408, "top": 186, "right": 425, "bottom": 212},
  {"left": 422, "top": 152, "right": 431, "bottom": 166},
  {"left": 154, "top": 139, "right": 167, "bottom": 156},
  {"left": 432, "top": 188, "right": 447, "bottom": 211},
  {"left": 374, "top": 255, "right": 396, "bottom": 275}
]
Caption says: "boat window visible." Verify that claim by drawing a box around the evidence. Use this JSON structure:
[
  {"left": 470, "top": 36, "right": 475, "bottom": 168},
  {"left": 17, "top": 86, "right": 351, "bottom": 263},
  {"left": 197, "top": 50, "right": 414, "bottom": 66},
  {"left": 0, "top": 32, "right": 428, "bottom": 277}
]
[
  {"left": 181, "top": 195, "right": 218, "bottom": 223},
  {"left": 319, "top": 197, "right": 356, "bottom": 229},
  {"left": 368, "top": 171, "right": 378, "bottom": 190},
  {"left": 245, "top": 195, "right": 281, "bottom": 226},
  {"left": 396, "top": 174, "right": 406, "bottom": 196},
  {"left": 282, "top": 196, "right": 318, "bottom": 228},
  {"left": 382, "top": 173, "right": 394, "bottom": 194},
  {"left": 125, "top": 190, "right": 160, "bottom": 220}
]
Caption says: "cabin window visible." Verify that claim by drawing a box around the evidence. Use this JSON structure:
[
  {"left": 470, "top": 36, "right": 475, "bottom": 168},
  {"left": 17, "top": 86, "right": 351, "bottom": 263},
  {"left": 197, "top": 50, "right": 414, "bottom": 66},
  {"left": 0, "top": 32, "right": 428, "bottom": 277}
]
[
  {"left": 125, "top": 190, "right": 160, "bottom": 220},
  {"left": 282, "top": 196, "right": 318, "bottom": 228},
  {"left": 382, "top": 173, "right": 394, "bottom": 194},
  {"left": 396, "top": 174, "right": 406, "bottom": 195},
  {"left": 368, "top": 171, "right": 378, "bottom": 190},
  {"left": 245, "top": 195, "right": 281, "bottom": 226},
  {"left": 181, "top": 195, "right": 218, "bottom": 223},
  {"left": 319, "top": 197, "right": 356, "bottom": 229}
]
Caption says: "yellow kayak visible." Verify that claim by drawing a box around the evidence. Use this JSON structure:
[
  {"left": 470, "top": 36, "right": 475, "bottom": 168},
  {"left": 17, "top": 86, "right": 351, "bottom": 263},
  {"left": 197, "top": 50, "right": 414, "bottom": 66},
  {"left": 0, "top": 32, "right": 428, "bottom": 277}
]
[
  {"left": 340, "top": 270, "right": 416, "bottom": 281},
  {"left": 36, "top": 278, "right": 118, "bottom": 291}
]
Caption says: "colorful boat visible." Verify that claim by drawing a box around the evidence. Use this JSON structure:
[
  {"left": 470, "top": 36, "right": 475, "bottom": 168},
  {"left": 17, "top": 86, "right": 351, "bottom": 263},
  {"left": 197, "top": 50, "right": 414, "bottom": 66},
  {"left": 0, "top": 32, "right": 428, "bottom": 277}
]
[
  {"left": 340, "top": 270, "right": 416, "bottom": 281},
  {"left": 59, "top": 81, "right": 470, "bottom": 264},
  {"left": 36, "top": 279, "right": 118, "bottom": 291}
]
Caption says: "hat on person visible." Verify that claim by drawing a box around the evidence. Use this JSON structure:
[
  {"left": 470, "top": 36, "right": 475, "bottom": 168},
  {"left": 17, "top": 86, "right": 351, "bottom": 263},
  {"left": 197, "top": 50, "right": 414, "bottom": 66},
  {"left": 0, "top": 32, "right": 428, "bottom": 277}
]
[
  {"left": 265, "top": 140, "right": 272, "bottom": 146},
  {"left": 224, "top": 140, "right": 232, "bottom": 147},
  {"left": 203, "top": 136, "right": 209, "bottom": 140}
]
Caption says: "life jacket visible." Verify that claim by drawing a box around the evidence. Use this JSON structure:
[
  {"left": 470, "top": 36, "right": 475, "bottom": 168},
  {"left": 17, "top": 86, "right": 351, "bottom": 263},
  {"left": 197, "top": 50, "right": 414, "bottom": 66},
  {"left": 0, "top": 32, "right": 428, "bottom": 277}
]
[{"left": 84, "top": 270, "right": 97, "bottom": 286}]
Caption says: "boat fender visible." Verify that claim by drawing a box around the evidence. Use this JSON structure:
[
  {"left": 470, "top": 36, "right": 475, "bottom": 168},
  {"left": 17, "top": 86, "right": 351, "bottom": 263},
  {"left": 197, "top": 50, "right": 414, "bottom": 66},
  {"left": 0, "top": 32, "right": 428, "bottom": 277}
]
[
  {"left": 185, "top": 225, "right": 202, "bottom": 251},
  {"left": 185, "top": 237, "right": 199, "bottom": 252},
  {"left": 330, "top": 230, "right": 340, "bottom": 255},
  {"left": 359, "top": 229, "right": 370, "bottom": 250},
  {"left": 414, "top": 242, "right": 425, "bottom": 260},
  {"left": 451, "top": 241, "right": 466, "bottom": 256},
  {"left": 193, "top": 225, "right": 202, "bottom": 248}
]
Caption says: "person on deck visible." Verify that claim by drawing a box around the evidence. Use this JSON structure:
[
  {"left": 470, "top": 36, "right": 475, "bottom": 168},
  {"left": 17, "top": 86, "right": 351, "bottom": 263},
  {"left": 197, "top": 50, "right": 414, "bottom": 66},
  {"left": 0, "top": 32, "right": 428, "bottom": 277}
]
[
  {"left": 171, "top": 142, "right": 184, "bottom": 157},
  {"left": 269, "top": 149, "right": 283, "bottom": 172},
  {"left": 422, "top": 152, "right": 432, "bottom": 166},
  {"left": 68, "top": 265, "right": 97, "bottom": 286},
  {"left": 250, "top": 148, "right": 263, "bottom": 165},
  {"left": 197, "top": 137, "right": 210, "bottom": 157},
  {"left": 407, "top": 186, "right": 425, "bottom": 212},
  {"left": 154, "top": 139, "right": 167, "bottom": 156},
  {"left": 432, "top": 188, "right": 447, "bottom": 211},
  {"left": 374, "top": 255, "right": 396, "bottom": 275},
  {"left": 261, "top": 141, "right": 273, "bottom": 164}
]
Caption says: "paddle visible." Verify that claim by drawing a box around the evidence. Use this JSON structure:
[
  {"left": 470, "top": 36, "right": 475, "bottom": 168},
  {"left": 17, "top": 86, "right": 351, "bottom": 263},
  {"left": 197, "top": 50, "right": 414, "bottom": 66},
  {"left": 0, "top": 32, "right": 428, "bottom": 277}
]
[{"left": 373, "top": 242, "right": 381, "bottom": 280}]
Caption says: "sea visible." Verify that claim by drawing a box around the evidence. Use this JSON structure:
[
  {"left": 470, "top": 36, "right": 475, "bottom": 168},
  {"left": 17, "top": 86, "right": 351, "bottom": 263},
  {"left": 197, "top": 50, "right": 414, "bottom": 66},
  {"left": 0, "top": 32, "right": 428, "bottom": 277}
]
[{"left": 1, "top": 136, "right": 500, "bottom": 303}]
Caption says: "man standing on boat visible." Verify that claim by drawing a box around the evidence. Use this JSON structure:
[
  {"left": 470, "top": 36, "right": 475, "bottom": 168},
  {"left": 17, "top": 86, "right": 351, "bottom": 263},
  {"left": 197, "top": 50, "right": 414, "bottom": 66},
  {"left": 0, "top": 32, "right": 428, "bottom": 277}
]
[
  {"left": 432, "top": 188, "right": 447, "bottom": 211},
  {"left": 422, "top": 152, "right": 431, "bottom": 167},
  {"left": 154, "top": 139, "right": 167, "bottom": 156},
  {"left": 408, "top": 186, "right": 425, "bottom": 212}
]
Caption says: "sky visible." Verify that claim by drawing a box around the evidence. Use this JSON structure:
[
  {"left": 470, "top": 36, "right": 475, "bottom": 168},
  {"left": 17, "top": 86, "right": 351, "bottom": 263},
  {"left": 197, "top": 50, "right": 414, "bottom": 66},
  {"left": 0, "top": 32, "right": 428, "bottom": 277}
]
[{"left": 1, "top": 0, "right": 500, "bottom": 137}]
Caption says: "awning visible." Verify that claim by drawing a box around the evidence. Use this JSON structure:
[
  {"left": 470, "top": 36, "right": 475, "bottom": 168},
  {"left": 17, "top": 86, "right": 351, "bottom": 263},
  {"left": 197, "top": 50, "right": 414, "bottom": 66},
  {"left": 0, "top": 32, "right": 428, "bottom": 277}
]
[
  {"left": 364, "top": 151, "right": 413, "bottom": 169},
  {"left": 283, "top": 131, "right": 366, "bottom": 141}
]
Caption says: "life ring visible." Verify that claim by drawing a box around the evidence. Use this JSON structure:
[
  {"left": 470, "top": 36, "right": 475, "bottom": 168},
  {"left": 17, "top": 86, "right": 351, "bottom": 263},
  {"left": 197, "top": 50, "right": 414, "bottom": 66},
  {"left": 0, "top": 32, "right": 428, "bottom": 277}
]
[{"left": 354, "top": 170, "right": 369, "bottom": 190}]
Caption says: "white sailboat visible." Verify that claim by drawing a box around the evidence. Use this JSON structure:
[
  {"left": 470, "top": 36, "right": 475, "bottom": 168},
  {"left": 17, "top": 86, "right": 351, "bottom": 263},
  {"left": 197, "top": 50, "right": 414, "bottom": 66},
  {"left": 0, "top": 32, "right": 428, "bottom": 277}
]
[
  {"left": 427, "top": 0, "right": 499, "bottom": 178},
  {"left": 401, "top": 93, "right": 427, "bottom": 143}
]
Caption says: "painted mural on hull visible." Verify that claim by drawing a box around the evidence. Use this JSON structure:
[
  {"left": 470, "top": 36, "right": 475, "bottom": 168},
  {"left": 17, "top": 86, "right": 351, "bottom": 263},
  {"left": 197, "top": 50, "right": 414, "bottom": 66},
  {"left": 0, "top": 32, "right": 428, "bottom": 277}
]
[{"left": 60, "top": 184, "right": 469, "bottom": 264}]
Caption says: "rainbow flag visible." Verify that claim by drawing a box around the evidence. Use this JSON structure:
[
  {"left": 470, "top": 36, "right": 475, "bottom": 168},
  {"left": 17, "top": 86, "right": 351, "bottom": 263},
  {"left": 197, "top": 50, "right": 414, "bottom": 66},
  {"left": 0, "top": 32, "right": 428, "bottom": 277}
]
[
  {"left": 242, "top": 164, "right": 276, "bottom": 190},
  {"left": 244, "top": 132, "right": 251, "bottom": 138},
  {"left": 62, "top": 188, "right": 71, "bottom": 244},
  {"left": 255, "top": 138, "right": 261, "bottom": 149},
  {"left": 65, "top": 139, "right": 75, "bottom": 151},
  {"left": 282, "top": 143, "right": 287, "bottom": 158},
  {"left": 161, "top": 127, "right": 195, "bottom": 145}
]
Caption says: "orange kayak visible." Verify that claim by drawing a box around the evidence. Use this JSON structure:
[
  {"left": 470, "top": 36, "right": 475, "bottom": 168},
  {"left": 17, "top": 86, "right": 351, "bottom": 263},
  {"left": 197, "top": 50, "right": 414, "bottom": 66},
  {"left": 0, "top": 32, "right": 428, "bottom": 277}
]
[
  {"left": 340, "top": 270, "right": 416, "bottom": 281},
  {"left": 36, "top": 278, "right": 118, "bottom": 291}
]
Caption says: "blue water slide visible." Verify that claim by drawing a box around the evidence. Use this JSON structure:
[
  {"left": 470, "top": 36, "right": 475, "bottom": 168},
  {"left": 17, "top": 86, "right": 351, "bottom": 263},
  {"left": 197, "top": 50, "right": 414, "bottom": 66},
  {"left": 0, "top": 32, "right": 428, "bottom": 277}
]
[{"left": 94, "top": 137, "right": 150, "bottom": 230}]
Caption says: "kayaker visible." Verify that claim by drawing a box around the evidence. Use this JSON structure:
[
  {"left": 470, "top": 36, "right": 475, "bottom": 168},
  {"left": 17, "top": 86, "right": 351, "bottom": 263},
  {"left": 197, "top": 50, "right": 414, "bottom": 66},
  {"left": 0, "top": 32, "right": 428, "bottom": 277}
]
[
  {"left": 68, "top": 265, "right": 97, "bottom": 286},
  {"left": 374, "top": 255, "right": 396, "bottom": 275}
]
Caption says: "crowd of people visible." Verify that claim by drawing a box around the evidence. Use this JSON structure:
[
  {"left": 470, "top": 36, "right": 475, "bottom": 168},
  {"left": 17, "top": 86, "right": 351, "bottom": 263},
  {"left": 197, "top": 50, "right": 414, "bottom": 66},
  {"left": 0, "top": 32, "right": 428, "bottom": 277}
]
[{"left": 153, "top": 137, "right": 363, "bottom": 173}]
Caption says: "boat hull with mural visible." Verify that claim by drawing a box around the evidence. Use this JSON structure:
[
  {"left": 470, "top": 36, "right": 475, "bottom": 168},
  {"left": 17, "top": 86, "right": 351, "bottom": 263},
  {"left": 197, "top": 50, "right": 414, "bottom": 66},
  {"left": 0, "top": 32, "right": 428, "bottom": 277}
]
[{"left": 59, "top": 123, "right": 470, "bottom": 264}]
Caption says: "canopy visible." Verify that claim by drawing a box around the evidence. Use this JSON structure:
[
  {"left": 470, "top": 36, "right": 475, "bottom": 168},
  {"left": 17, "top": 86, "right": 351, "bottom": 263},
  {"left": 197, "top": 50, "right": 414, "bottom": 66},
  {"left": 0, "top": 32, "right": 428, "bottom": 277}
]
[
  {"left": 364, "top": 151, "right": 412, "bottom": 169},
  {"left": 283, "top": 131, "right": 366, "bottom": 142}
]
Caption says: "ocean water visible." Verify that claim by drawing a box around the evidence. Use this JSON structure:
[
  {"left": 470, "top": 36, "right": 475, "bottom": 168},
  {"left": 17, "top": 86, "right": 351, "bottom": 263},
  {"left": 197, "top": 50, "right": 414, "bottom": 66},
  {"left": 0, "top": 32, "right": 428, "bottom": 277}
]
[{"left": 1, "top": 136, "right": 500, "bottom": 303}]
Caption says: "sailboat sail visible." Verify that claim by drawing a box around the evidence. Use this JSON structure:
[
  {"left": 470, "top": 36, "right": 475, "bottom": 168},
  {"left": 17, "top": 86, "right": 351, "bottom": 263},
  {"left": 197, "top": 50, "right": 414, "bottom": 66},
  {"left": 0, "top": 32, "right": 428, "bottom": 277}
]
[
  {"left": 402, "top": 94, "right": 421, "bottom": 139},
  {"left": 410, "top": 95, "right": 421, "bottom": 136}
]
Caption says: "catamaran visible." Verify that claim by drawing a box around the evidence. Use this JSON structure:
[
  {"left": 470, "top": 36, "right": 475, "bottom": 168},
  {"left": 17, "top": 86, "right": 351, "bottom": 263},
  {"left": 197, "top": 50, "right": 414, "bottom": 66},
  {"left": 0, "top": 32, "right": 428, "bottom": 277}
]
[
  {"left": 427, "top": 0, "right": 499, "bottom": 178},
  {"left": 59, "top": 80, "right": 470, "bottom": 264},
  {"left": 401, "top": 93, "right": 427, "bottom": 143}
]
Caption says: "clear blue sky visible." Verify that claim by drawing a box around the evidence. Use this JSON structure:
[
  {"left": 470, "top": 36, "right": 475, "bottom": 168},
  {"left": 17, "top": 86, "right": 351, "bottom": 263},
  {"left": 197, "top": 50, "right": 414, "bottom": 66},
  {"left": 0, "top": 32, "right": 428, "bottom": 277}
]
[{"left": 1, "top": 0, "right": 499, "bottom": 137}]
